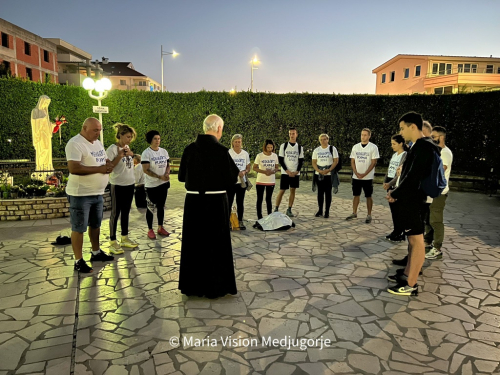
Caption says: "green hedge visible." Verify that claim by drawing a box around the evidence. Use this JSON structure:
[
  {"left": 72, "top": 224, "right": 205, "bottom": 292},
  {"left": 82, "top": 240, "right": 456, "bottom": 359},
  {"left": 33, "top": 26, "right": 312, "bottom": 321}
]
[{"left": 1, "top": 78, "right": 499, "bottom": 175}]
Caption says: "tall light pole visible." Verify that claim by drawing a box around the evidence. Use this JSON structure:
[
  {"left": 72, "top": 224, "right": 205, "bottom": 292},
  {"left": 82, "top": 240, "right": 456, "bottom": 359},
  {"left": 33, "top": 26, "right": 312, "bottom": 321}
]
[
  {"left": 161, "top": 45, "right": 179, "bottom": 92},
  {"left": 82, "top": 77, "right": 112, "bottom": 145},
  {"left": 251, "top": 56, "right": 260, "bottom": 92}
]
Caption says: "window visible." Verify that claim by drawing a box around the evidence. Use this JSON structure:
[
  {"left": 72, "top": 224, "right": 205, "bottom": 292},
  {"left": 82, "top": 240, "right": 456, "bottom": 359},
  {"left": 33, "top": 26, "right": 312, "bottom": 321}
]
[
  {"left": 458, "top": 63, "right": 477, "bottom": 73},
  {"left": 404, "top": 68, "right": 409, "bottom": 79},
  {"left": 432, "top": 63, "right": 452, "bottom": 75},
  {"left": 120, "top": 80, "right": 126, "bottom": 85},
  {"left": 1, "top": 32, "right": 9, "bottom": 48},
  {"left": 0, "top": 61, "right": 11, "bottom": 76},
  {"left": 415, "top": 65, "right": 421, "bottom": 77},
  {"left": 43, "top": 50, "right": 49, "bottom": 63},
  {"left": 486, "top": 65, "right": 494, "bottom": 74},
  {"left": 381, "top": 73, "right": 386, "bottom": 84},
  {"left": 138, "top": 81, "right": 147, "bottom": 86},
  {"left": 26, "top": 67, "right": 32, "bottom": 80},
  {"left": 390, "top": 71, "right": 395, "bottom": 82},
  {"left": 434, "top": 86, "right": 453, "bottom": 95},
  {"left": 45, "top": 73, "right": 50, "bottom": 82},
  {"left": 24, "top": 42, "right": 31, "bottom": 56},
  {"left": 498, "top": 67, "right": 500, "bottom": 74}
]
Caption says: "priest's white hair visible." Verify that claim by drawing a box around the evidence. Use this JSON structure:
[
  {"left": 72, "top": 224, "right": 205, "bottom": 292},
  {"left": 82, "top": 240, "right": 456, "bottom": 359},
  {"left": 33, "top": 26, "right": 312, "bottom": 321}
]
[{"left": 203, "top": 114, "right": 224, "bottom": 133}]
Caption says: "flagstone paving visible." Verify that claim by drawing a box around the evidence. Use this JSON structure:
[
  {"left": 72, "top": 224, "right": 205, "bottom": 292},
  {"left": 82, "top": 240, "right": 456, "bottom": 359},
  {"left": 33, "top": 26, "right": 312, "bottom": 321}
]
[{"left": 0, "top": 175, "right": 500, "bottom": 374}]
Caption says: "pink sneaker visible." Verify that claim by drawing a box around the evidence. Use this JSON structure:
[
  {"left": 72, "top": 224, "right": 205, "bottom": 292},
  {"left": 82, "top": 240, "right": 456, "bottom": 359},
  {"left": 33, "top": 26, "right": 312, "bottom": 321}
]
[
  {"left": 157, "top": 227, "right": 170, "bottom": 237},
  {"left": 147, "top": 229, "right": 156, "bottom": 239}
]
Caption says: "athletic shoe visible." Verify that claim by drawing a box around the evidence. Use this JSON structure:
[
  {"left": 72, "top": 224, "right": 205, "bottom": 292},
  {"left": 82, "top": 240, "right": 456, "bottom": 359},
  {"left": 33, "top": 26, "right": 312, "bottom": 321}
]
[
  {"left": 392, "top": 255, "right": 408, "bottom": 266},
  {"left": 365, "top": 215, "right": 372, "bottom": 223},
  {"left": 345, "top": 213, "right": 357, "bottom": 221},
  {"left": 108, "top": 241, "right": 124, "bottom": 255},
  {"left": 315, "top": 211, "right": 323, "bottom": 217},
  {"left": 388, "top": 283, "right": 419, "bottom": 296},
  {"left": 425, "top": 247, "right": 443, "bottom": 260},
  {"left": 121, "top": 236, "right": 138, "bottom": 248},
  {"left": 147, "top": 229, "right": 156, "bottom": 239},
  {"left": 74, "top": 259, "right": 93, "bottom": 273},
  {"left": 286, "top": 208, "right": 294, "bottom": 217},
  {"left": 90, "top": 250, "right": 114, "bottom": 262},
  {"left": 239, "top": 221, "right": 246, "bottom": 230},
  {"left": 324, "top": 212, "right": 330, "bottom": 218},
  {"left": 157, "top": 227, "right": 170, "bottom": 236},
  {"left": 387, "top": 273, "right": 403, "bottom": 283},
  {"left": 386, "top": 232, "right": 395, "bottom": 240},
  {"left": 389, "top": 234, "right": 405, "bottom": 242},
  {"left": 274, "top": 207, "right": 279, "bottom": 212}
]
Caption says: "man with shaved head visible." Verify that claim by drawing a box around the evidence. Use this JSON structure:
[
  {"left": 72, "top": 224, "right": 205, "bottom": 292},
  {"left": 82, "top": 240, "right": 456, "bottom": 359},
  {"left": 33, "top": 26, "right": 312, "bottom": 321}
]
[
  {"left": 66, "top": 118, "right": 119, "bottom": 273},
  {"left": 178, "top": 114, "right": 240, "bottom": 298}
]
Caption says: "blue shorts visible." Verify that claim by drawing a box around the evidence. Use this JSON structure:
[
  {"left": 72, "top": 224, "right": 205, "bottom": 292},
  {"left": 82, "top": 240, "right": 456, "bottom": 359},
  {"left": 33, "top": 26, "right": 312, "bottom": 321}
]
[{"left": 67, "top": 195, "right": 104, "bottom": 233}]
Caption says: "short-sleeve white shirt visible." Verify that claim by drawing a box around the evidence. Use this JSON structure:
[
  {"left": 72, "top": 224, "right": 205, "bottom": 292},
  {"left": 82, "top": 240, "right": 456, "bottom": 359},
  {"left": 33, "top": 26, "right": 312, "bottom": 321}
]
[
  {"left": 141, "top": 147, "right": 170, "bottom": 188},
  {"left": 65, "top": 134, "right": 109, "bottom": 196},
  {"left": 440, "top": 146, "right": 453, "bottom": 195},
  {"left": 350, "top": 142, "right": 380, "bottom": 180},
  {"left": 106, "top": 144, "right": 135, "bottom": 186},
  {"left": 312, "top": 145, "right": 339, "bottom": 176},
  {"left": 387, "top": 151, "right": 406, "bottom": 179},
  {"left": 255, "top": 152, "right": 279, "bottom": 185},
  {"left": 279, "top": 142, "right": 304, "bottom": 174},
  {"left": 228, "top": 148, "right": 250, "bottom": 184}
]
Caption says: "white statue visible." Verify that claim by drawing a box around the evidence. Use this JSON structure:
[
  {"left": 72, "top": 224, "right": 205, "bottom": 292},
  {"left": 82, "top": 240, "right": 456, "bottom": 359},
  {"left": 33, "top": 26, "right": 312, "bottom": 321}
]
[{"left": 31, "top": 95, "right": 56, "bottom": 180}]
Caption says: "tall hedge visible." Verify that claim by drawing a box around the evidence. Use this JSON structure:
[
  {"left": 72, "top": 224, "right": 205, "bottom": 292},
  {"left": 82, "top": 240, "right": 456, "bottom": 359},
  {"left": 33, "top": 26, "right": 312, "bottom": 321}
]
[{"left": 1, "top": 78, "right": 499, "bottom": 175}]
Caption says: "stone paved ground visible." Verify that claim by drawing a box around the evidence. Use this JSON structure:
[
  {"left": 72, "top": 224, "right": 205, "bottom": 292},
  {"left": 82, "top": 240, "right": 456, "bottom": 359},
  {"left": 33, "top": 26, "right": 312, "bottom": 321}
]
[{"left": 1, "top": 176, "right": 500, "bottom": 375}]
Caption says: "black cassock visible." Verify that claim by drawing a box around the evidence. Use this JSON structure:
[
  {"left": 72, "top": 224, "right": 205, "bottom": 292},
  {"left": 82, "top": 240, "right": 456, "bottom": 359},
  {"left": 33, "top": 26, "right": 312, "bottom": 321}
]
[{"left": 178, "top": 134, "right": 239, "bottom": 298}]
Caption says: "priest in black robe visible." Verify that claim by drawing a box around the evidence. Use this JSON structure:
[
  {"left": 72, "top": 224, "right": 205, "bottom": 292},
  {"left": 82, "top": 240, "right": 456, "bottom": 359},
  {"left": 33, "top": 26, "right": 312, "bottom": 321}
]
[{"left": 178, "top": 114, "right": 240, "bottom": 298}]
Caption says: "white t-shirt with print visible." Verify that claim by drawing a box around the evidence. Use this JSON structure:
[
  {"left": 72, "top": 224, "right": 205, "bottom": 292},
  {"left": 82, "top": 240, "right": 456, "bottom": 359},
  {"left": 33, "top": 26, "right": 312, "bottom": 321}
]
[
  {"left": 312, "top": 145, "right": 339, "bottom": 176},
  {"left": 141, "top": 147, "right": 170, "bottom": 188},
  {"left": 255, "top": 152, "right": 279, "bottom": 185},
  {"left": 229, "top": 148, "right": 250, "bottom": 184},
  {"left": 106, "top": 144, "right": 135, "bottom": 186},
  {"left": 441, "top": 146, "right": 453, "bottom": 195},
  {"left": 134, "top": 164, "right": 145, "bottom": 185},
  {"left": 66, "top": 134, "right": 109, "bottom": 196},
  {"left": 387, "top": 151, "right": 406, "bottom": 179},
  {"left": 350, "top": 142, "right": 380, "bottom": 180},
  {"left": 279, "top": 142, "right": 304, "bottom": 175}
]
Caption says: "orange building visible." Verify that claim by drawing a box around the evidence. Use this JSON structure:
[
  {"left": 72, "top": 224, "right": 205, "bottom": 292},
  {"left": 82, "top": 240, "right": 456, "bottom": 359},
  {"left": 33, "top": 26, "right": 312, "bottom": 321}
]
[
  {"left": 373, "top": 54, "right": 500, "bottom": 95},
  {"left": 0, "top": 18, "right": 58, "bottom": 83}
]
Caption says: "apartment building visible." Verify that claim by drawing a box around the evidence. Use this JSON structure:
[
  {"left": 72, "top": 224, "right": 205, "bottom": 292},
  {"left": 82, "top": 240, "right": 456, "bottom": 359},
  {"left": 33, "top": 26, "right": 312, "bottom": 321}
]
[
  {"left": 372, "top": 54, "right": 500, "bottom": 95},
  {"left": 101, "top": 62, "right": 162, "bottom": 92},
  {"left": 0, "top": 18, "right": 58, "bottom": 83},
  {"left": 45, "top": 38, "right": 92, "bottom": 86}
]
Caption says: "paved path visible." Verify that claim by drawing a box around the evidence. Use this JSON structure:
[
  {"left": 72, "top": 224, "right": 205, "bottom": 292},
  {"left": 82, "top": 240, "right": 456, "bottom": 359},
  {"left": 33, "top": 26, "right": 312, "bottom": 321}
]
[{"left": 0, "top": 176, "right": 499, "bottom": 375}]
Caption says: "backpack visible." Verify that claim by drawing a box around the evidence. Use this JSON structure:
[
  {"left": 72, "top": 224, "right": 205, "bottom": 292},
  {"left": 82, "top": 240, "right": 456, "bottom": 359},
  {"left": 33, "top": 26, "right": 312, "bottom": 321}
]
[{"left": 421, "top": 150, "right": 447, "bottom": 198}]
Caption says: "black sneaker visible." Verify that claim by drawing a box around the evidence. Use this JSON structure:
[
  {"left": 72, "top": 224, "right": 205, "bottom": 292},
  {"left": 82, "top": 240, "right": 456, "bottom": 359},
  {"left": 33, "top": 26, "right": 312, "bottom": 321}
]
[
  {"left": 239, "top": 221, "right": 246, "bottom": 230},
  {"left": 315, "top": 211, "right": 323, "bottom": 217},
  {"left": 392, "top": 255, "right": 408, "bottom": 266},
  {"left": 388, "top": 283, "right": 419, "bottom": 296},
  {"left": 387, "top": 273, "right": 401, "bottom": 283},
  {"left": 395, "top": 268, "right": 422, "bottom": 276},
  {"left": 385, "top": 232, "right": 395, "bottom": 240},
  {"left": 324, "top": 212, "right": 330, "bottom": 218},
  {"left": 90, "top": 250, "right": 114, "bottom": 262},
  {"left": 74, "top": 259, "right": 93, "bottom": 273},
  {"left": 389, "top": 234, "right": 405, "bottom": 242}
]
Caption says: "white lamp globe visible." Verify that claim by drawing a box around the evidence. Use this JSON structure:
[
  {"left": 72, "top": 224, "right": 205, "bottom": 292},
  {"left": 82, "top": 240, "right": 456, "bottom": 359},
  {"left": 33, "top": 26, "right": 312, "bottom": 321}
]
[
  {"left": 82, "top": 77, "right": 95, "bottom": 90},
  {"left": 101, "top": 78, "right": 112, "bottom": 91},
  {"left": 95, "top": 80, "right": 105, "bottom": 93}
]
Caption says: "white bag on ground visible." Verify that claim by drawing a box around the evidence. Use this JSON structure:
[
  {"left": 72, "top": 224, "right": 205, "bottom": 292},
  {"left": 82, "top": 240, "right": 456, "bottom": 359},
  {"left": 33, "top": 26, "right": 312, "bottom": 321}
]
[{"left": 253, "top": 212, "right": 295, "bottom": 231}]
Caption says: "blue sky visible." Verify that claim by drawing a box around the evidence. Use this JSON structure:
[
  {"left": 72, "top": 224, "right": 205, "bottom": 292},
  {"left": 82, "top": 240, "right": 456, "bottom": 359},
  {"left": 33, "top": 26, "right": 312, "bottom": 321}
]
[{"left": 3, "top": 0, "right": 500, "bottom": 93}]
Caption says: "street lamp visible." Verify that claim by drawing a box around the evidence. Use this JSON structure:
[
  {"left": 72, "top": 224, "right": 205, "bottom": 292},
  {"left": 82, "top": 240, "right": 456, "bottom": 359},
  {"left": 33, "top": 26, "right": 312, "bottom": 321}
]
[
  {"left": 82, "top": 77, "right": 112, "bottom": 145},
  {"left": 161, "top": 45, "right": 179, "bottom": 92},
  {"left": 251, "top": 56, "right": 260, "bottom": 92}
]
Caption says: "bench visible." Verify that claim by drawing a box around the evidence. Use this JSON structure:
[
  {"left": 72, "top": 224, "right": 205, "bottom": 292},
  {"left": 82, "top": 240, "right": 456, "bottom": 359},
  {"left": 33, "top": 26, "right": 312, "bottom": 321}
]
[{"left": 170, "top": 158, "right": 181, "bottom": 173}]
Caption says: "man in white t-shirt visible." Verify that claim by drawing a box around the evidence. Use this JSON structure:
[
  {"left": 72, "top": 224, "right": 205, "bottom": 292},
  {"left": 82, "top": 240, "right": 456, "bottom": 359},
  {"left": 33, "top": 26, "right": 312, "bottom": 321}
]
[
  {"left": 275, "top": 128, "right": 304, "bottom": 217},
  {"left": 346, "top": 128, "right": 380, "bottom": 223},
  {"left": 66, "top": 118, "right": 117, "bottom": 273},
  {"left": 425, "top": 126, "right": 453, "bottom": 260}
]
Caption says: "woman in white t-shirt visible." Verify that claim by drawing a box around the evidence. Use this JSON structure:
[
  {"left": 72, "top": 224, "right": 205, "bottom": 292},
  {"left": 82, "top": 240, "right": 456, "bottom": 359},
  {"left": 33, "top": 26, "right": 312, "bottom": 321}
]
[
  {"left": 106, "top": 123, "right": 139, "bottom": 253},
  {"left": 312, "top": 134, "right": 339, "bottom": 218},
  {"left": 141, "top": 130, "right": 171, "bottom": 240},
  {"left": 383, "top": 134, "right": 408, "bottom": 241},
  {"left": 228, "top": 134, "right": 251, "bottom": 229},
  {"left": 253, "top": 140, "right": 280, "bottom": 220}
]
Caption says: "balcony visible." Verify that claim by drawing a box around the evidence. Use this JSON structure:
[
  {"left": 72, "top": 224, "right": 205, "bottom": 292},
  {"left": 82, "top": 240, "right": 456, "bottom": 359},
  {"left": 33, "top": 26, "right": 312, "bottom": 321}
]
[{"left": 424, "top": 67, "right": 500, "bottom": 89}]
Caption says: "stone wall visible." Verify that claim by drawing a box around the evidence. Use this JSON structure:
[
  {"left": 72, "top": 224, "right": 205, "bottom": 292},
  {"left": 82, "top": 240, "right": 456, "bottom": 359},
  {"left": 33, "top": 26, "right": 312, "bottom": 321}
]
[{"left": 0, "top": 192, "right": 112, "bottom": 221}]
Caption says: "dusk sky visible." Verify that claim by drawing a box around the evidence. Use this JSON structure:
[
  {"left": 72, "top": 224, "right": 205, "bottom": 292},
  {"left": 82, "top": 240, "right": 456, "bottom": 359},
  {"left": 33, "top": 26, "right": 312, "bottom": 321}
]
[{"left": 2, "top": 0, "right": 500, "bottom": 94}]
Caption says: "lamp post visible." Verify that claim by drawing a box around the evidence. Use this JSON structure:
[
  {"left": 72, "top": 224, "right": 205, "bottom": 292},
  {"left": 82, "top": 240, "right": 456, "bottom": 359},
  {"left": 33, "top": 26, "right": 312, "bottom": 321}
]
[
  {"left": 161, "top": 45, "right": 179, "bottom": 92},
  {"left": 251, "top": 56, "right": 260, "bottom": 92},
  {"left": 82, "top": 77, "right": 112, "bottom": 145}
]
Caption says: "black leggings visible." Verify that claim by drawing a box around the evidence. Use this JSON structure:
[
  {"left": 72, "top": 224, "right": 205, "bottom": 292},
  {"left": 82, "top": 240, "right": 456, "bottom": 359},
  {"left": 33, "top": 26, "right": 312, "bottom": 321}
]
[
  {"left": 145, "top": 183, "right": 169, "bottom": 230},
  {"left": 227, "top": 183, "right": 246, "bottom": 221},
  {"left": 109, "top": 184, "right": 135, "bottom": 241},
  {"left": 317, "top": 175, "right": 332, "bottom": 214},
  {"left": 385, "top": 177, "right": 404, "bottom": 236},
  {"left": 256, "top": 184, "right": 275, "bottom": 219}
]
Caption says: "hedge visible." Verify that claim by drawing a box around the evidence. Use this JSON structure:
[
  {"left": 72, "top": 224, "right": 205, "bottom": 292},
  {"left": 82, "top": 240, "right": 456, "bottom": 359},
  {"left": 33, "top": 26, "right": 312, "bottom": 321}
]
[{"left": 1, "top": 78, "right": 499, "bottom": 175}]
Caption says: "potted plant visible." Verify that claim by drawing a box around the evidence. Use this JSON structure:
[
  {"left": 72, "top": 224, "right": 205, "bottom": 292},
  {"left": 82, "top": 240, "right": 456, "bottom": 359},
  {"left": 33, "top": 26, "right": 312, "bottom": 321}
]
[
  {"left": 36, "top": 185, "right": 50, "bottom": 197},
  {"left": 10, "top": 185, "right": 20, "bottom": 199}
]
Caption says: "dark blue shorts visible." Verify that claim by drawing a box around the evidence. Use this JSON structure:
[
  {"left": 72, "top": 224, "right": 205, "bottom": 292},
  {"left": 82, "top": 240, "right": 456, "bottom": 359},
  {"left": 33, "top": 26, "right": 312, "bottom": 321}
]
[{"left": 67, "top": 195, "right": 104, "bottom": 233}]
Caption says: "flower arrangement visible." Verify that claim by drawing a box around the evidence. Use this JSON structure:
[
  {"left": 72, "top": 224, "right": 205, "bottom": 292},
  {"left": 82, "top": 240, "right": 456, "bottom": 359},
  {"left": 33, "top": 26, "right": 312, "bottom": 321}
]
[{"left": 53, "top": 115, "right": 67, "bottom": 144}]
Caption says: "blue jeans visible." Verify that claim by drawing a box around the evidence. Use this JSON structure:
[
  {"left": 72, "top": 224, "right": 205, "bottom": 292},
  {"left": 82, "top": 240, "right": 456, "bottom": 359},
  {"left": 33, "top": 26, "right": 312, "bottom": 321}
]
[{"left": 67, "top": 195, "right": 104, "bottom": 233}]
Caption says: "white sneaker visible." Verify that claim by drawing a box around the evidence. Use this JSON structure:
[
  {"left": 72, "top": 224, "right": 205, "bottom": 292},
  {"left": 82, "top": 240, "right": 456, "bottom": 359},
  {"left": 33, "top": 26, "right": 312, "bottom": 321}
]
[
  {"left": 108, "top": 240, "right": 124, "bottom": 255},
  {"left": 121, "top": 236, "right": 138, "bottom": 248},
  {"left": 425, "top": 247, "right": 443, "bottom": 260}
]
